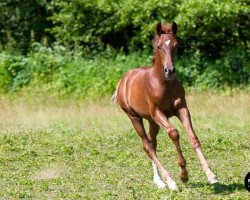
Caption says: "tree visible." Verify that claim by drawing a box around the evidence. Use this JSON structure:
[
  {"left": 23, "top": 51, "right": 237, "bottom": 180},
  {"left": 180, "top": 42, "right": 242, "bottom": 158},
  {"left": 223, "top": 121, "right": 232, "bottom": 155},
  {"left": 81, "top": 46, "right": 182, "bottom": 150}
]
[{"left": 0, "top": 0, "right": 53, "bottom": 52}]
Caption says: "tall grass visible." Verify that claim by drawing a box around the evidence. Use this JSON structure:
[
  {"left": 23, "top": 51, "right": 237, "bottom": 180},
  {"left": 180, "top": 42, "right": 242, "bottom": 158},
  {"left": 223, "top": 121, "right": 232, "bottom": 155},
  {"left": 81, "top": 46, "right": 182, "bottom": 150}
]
[{"left": 0, "top": 92, "right": 249, "bottom": 133}]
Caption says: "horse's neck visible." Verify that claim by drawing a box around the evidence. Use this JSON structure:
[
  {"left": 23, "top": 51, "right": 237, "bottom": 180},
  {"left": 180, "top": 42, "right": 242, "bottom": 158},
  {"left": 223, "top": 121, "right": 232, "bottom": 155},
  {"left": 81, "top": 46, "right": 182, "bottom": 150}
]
[{"left": 151, "top": 52, "right": 165, "bottom": 81}]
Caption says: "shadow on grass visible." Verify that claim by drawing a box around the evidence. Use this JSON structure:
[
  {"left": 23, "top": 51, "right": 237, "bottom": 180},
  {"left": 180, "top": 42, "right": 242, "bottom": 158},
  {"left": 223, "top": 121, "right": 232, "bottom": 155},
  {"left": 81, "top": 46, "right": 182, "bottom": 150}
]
[{"left": 188, "top": 182, "right": 245, "bottom": 194}]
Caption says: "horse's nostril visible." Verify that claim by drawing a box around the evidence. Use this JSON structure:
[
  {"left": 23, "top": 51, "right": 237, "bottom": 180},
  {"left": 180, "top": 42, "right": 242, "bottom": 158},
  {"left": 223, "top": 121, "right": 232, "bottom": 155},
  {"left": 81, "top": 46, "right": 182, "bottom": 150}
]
[{"left": 164, "top": 67, "right": 175, "bottom": 76}]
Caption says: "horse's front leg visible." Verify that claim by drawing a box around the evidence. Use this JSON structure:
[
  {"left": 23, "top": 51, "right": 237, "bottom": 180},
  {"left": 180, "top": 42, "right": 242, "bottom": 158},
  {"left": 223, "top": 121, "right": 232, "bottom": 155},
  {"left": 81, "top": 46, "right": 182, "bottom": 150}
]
[
  {"left": 152, "top": 109, "right": 189, "bottom": 183},
  {"left": 178, "top": 107, "right": 218, "bottom": 184},
  {"left": 127, "top": 113, "right": 178, "bottom": 190}
]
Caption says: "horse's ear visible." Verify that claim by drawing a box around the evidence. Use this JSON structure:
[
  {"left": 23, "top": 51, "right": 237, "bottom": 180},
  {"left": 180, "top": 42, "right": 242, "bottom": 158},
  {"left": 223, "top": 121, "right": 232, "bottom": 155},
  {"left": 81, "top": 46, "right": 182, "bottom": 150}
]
[
  {"left": 172, "top": 21, "right": 178, "bottom": 35},
  {"left": 156, "top": 22, "right": 162, "bottom": 35}
]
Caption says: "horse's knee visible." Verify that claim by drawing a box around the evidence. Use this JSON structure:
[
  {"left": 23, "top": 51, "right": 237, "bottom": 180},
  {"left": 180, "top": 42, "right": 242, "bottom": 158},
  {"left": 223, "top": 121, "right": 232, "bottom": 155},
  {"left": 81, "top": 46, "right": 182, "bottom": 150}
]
[
  {"left": 189, "top": 135, "right": 200, "bottom": 149},
  {"left": 168, "top": 128, "right": 179, "bottom": 141}
]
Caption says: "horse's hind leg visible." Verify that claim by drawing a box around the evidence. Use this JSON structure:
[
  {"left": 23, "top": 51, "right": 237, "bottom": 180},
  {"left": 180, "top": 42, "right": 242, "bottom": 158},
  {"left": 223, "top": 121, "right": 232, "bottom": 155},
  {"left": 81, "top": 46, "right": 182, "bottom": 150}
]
[
  {"left": 127, "top": 114, "right": 178, "bottom": 190},
  {"left": 178, "top": 107, "right": 218, "bottom": 184},
  {"left": 148, "top": 121, "right": 166, "bottom": 189}
]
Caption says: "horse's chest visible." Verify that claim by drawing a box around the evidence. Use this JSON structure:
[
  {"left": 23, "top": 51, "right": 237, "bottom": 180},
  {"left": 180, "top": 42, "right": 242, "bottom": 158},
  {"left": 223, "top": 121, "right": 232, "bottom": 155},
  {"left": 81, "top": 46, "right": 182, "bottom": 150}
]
[
  {"left": 158, "top": 98, "right": 175, "bottom": 116},
  {"left": 154, "top": 92, "right": 182, "bottom": 117}
]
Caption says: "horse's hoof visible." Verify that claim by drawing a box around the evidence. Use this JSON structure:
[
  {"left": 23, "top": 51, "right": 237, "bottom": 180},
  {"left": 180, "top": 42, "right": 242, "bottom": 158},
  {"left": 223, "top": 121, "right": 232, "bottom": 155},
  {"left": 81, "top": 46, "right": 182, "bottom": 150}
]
[
  {"left": 180, "top": 176, "right": 189, "bottom": 183},
  {"left": 179, "top": 171, "right": 189, "bottom": 183},
  {"left": 208, "top": 176, "right": 218, "bottom": 184},
  {"left": 166, "top": 178, "right": 178, "bottom": 190}
]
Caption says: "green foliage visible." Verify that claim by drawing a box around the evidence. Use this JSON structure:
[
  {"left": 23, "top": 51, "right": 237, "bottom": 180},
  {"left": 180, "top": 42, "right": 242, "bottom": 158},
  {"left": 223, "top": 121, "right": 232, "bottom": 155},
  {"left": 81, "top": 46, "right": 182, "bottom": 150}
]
[
  {"left": 0, "top": 43, "right": 248, "bottom": 97},
  {"left": 0, "top": 44, "right": 152, "bottom": 96},
  {"left": 49, "top": 0, "right": 249, "bottom": 54},
  {"left": 0, "top": 52, "right": 30, "bottom": 93},
  {"left": 49, "top": 0, "right": 179, "bottom": 51},
  {"left": 0, "top": 0, "right": 249, "bottom": 95},
  {"left": 0, "top": 0, "right": 249, "bottom": 54},
  {"left": 0, "top": 0, "right": 53, "bottom": 52},
  {"left": 177, "top": 47, "right": 250, "bottom": 89},
  {"left": 176, "top": 0, "right": 249, "bottom": 57}
]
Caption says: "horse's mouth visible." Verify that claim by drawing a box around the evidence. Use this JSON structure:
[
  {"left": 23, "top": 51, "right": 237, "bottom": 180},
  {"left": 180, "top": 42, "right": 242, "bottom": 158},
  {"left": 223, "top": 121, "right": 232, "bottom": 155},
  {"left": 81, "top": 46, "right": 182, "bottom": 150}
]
[
  {"left": 164, "top": 72, "right": 176, "bottom": 80},
  {"left": 163, "top": 66, "right": 176, "bottom": 80}
]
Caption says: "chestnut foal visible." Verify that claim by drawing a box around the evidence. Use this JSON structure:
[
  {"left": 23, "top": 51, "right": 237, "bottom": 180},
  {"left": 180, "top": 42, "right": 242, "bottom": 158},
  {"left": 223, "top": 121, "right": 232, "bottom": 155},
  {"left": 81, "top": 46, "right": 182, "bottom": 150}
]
[{"left": 112, "top": 22, "right": 218, "bottom": 190}]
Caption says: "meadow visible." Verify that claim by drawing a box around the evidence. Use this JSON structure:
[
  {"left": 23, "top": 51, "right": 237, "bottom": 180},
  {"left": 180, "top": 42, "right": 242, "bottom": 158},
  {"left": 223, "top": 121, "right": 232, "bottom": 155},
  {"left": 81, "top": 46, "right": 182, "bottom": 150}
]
[
  {"left": 0, "top": 1, "right": 249, "bottom": 199},
  {"left": 0, "top": 92, "right": 249, "bottom": 199}
]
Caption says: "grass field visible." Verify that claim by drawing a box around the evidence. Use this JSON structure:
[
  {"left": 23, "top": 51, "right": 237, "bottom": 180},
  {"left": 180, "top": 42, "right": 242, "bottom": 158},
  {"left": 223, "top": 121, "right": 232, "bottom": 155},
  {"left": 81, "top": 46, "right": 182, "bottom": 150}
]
[{"left": 0, "top": 92, "right": 249, "bottom": 199}]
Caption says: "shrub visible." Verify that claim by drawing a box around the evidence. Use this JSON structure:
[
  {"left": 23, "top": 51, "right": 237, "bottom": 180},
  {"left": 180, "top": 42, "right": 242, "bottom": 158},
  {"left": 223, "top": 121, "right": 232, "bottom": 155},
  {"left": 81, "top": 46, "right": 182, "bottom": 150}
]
[{"left": 0, "top": 42, "right": 248, "bottom": 97}]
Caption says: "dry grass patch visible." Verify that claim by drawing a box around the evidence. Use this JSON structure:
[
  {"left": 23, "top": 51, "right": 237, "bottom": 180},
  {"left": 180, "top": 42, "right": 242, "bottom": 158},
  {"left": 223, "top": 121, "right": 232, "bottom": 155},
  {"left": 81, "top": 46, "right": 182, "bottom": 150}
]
[{"left": 1, "top": 92, "right": 249, "bottom": 133}]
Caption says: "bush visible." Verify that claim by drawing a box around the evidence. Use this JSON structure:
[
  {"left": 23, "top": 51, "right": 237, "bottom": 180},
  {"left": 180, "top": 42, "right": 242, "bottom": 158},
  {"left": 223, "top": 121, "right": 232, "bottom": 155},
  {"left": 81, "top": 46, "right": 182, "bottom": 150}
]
[
  {"left": 0, "top": 42, "right": 248, "bottom": 96},
  {"left": 0, "top": 43, "right": 152, "bottom": 97},
  {"left": 0, "top": 52, "right": 30, "bottom": 93},
  {"left": 177, "top": 46, "right": 250, "bottom": 89}
]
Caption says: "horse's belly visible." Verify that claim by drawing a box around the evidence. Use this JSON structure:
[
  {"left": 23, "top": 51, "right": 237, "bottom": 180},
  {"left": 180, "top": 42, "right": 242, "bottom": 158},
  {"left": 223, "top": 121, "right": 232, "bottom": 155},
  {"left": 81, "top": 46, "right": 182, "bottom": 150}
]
[{"left": 130, "top": 96, "right": 151, "bottom": 118}]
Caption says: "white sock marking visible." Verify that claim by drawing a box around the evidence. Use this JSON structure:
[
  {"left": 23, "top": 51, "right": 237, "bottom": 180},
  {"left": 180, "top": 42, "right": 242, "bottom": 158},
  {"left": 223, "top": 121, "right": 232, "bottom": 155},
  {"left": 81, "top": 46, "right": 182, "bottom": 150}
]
[
  {"left": 166, "top": 177, "right": 178, "bottom": 190},
  {"left": 152, "top": 162, "right": 166, "bottom": 189}
]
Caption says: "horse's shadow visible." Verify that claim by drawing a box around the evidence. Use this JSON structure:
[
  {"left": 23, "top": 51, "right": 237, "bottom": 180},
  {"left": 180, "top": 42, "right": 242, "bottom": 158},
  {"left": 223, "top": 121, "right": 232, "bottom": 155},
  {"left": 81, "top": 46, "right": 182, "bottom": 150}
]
[{"left": 188, "top": 182, "right": 245, "bottom": 194}]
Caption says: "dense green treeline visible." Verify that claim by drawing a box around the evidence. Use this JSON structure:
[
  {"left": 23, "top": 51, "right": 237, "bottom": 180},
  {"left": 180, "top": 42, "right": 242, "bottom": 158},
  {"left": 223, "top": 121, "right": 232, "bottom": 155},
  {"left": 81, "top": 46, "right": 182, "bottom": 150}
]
[{"left": 0, "top": 0, "right": 249, "bottom": 96}]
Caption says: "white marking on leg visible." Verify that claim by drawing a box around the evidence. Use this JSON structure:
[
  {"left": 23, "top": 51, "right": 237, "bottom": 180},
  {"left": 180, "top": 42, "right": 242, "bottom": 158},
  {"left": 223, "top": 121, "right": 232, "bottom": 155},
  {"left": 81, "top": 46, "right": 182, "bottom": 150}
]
[
  {"left": 206, "top": 168, "right": 218, "bottom": 184},
  {"left": 152, "top": 162, "right": 166, "bottom": 189},
  {"left": 166, "top": 177, "right": 178, "bottom": 190},
  {"left": 196, "top": 147, "right": 218, "bottom": 184}
]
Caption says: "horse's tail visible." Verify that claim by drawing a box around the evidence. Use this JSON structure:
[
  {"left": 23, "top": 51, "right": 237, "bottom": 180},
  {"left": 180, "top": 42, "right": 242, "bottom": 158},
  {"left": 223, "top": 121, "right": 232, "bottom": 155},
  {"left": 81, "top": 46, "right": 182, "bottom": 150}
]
[
  {"left": 110, "top": 80, "right": 121, "bottom": 104},
  {"left": 111, "top": 89, "right": 118, "bottom": 103}
]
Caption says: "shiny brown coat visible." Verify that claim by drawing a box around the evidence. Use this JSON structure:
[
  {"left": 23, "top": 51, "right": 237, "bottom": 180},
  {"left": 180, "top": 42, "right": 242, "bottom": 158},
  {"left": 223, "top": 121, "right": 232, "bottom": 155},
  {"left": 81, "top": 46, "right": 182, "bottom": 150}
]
[{"left": 112, "top": 22, "right": 217, "bottom": 190}]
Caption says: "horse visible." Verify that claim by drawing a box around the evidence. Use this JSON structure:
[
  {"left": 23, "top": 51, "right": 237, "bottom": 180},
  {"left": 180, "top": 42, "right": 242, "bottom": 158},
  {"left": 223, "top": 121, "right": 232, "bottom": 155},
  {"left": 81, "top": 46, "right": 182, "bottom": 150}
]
[{"left": 111, "top": 21, "right": 218, "bottom": 190}]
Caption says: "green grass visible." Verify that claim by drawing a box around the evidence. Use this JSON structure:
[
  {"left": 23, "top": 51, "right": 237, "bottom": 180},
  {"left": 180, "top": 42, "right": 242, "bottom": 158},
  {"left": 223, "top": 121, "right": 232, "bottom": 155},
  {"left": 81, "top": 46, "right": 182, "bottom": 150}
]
[{"left": 0, "top": 92, "right": 249, "bottom": 199}]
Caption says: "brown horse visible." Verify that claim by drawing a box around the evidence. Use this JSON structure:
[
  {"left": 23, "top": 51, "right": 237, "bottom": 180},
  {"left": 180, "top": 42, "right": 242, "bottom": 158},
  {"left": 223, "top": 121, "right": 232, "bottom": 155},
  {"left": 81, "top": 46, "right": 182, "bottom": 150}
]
[{"left": 112, "top": 22, "right": 218, "bottom": 190}]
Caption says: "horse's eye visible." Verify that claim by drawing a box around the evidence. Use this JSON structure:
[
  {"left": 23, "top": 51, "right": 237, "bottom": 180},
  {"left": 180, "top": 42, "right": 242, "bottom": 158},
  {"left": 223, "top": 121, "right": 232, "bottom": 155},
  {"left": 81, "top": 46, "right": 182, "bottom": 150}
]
[{"left": 157, "top": 45, "right": 162, "bottom": 49}]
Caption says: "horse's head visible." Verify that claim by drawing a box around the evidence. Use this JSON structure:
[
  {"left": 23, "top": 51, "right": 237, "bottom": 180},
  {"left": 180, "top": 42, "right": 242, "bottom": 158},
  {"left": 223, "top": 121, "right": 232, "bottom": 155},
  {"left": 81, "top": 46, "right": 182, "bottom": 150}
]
[{"left": 153, "top": 22, "right": 178, "bottom": 79}]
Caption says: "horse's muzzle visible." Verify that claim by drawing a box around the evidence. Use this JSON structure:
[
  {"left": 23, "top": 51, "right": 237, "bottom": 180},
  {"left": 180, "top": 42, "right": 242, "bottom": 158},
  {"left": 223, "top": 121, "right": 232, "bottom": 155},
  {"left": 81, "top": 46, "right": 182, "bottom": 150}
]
[{"left": 164, "top": 67, "right": 176, "bottom": 77}]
